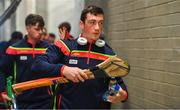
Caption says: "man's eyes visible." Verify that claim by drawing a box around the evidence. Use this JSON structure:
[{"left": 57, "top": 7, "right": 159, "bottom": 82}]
[
  {"left": 34, "top": 28, "right": 42, "bottom": 31},
  {"left": 88, "top": 20, "right": 103, "bottom": 25},
  {"left": 87, "top": 20, "right": 94, "bottom": 24}
]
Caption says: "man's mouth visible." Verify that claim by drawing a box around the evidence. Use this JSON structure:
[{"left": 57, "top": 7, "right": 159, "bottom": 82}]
[{"left": 93, "top": 32, "right": 99, "bottom": 34}]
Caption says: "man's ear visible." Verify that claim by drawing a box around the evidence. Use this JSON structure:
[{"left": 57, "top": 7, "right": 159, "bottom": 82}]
[
  {"left": 26, "top": 26, "right": 30, "bottom": 31},
  {"left": 80, "top": 21, "right": 84, "bottom": 30}
]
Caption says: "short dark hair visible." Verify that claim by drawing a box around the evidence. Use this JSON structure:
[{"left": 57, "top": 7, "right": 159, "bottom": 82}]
[
  {"left": 11, "top": 31, "right": 23, "bottom": 40},
  {"left": 25, "top": 14, "right": 45, "bottom": 27},
  {"left": 49, "top": 33, "right": 56, "bottom": 38},
  {"left": 58, "top": 22, "right": 71, "bottom": 32},
  {"left": 80, "top": 5, "right": 104, "bottom": 23}
]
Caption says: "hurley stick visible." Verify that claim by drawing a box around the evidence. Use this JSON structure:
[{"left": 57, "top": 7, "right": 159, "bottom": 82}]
[{"left": 12, "top": 56, "right": 130, "bottom": 94}]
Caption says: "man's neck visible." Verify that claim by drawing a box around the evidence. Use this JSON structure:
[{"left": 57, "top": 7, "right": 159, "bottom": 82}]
[
  {"left": 81, "top": 33, "right": 95, "bottom": 43},
  {"left": 27, "top": 36, "right": 38, "bottom": 46}
]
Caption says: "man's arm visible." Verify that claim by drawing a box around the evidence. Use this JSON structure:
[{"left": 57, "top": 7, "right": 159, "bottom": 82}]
[
  {"left": 31, "top": 45, "right": 66, "bottom": 77},
  {"left": 0, "top": 54, "right": 14, "bottom": 105},
  {"left": 0, "top": 52, "right": 14, "bottom": 92},
  {"left": 0, "top": 73, "right": 6, "bottom": 93}
]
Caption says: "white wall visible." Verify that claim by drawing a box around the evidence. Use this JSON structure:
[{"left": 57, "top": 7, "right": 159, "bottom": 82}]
[
  {"left": 16, "top": 0, "right": 36, "bottom": 35},
  {"left": 0, "top": 0, "right": 5, "bottom": 41},
  {"left": 0, "top": 0, "right": 17, "bottom": 41},
  {"left": 47, "top": 0, "right": 84, "bottom": 39}
]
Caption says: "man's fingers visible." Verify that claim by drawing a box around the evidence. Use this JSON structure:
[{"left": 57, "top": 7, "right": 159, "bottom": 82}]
[
  {"left": 63, "top": 66, "right": 89, "bottom": 83},
  {"left": 69, "top": 73, "right": 79, "bottom": 83},
  {"left": 108, "top": 95, "right": 120, "bottom": 103},
  {"left": 108, "top": 90, "right": 127, "bottom": 103},
  {"left": 79, "top": 70, "right": 89, "bottom": 80},
  {"left": 59, "top": 28, "right": 63, "bottom": 33},
  {"left": 73, "top": 77, "right": 79, "bottom": 83},
  {"left": 74, "top": 70, "right": 86, "bottom": 82},
  {"left": 1, "top": 93, "right": 12, "bottom": 101},
  {"left": 76, "top": 73, "right": 84, "bottom": 82},
  {"left": 82, "top": 69, "right": 90, "bottom": 79}
]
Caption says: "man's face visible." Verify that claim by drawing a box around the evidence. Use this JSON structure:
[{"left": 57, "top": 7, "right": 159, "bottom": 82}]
[
  {"left": 26, "top": 23, "right": 43, "bottom": 41},
  {"left": 58, "top": 26, "right": 67, "bottom": 39},
  {"left": 48, "top": 36, "right": 55, "bottom": 43},
  {"left": 80, "top": 13, "right": 104, "bottom": 42}
]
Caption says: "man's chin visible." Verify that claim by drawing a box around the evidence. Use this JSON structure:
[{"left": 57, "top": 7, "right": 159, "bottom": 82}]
[
  {"left": 91, "top": 35, "right": 100, "bottom": 41},
  {"left": 35, "top": 37, "right": 41, "bottom": 41}
]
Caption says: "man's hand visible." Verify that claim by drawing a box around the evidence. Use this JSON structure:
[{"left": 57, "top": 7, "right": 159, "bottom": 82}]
[
  {"left": 62, "top": 66, "right": 89, "bottom": 83},
  {"left": 107, "top": 88, "right": 128, "bottom": 103},
  {"left": 59, "top": 27, "right": 66, "bottom": 39},
  {"left": 1, "top": 92, "right": 12, "bottom": 104}
]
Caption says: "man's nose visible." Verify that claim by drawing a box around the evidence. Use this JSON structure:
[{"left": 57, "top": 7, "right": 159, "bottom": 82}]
[
  {"left": 94, "top": 23, "right": 100, "bottom": 30},
  {"left": 39, "top": 30, "right": 43, "bottom": 34}
]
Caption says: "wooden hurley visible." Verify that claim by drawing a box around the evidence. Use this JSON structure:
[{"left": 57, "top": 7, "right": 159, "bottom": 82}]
[{"left": 12, "top": 56, "right": 130, "bottom": 94}]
